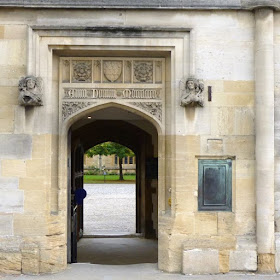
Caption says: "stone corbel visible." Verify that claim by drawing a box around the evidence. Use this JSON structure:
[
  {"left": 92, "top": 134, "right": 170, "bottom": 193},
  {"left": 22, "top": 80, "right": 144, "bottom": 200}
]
[
  {"left": 18, "top": 76, "right": 43, "bottom": 106},
  {"left": 180, "top": 76, "right": 204, "bottom": 107}
]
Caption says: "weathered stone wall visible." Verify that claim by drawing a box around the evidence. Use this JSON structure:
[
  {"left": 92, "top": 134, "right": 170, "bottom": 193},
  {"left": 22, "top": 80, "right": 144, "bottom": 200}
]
[
  {"left": 159, "top": 10, "right": 256, "bottom": 274},
  {"left": 274, "top": 11, "right": 280, "bottom": 273},
  {"left": 0, "top": 19, "right": 65, "bottom": 274},
  {"left": 0, "top": 7, "right": 262, "bottom": 275},
  {"left": 0, "top": 24, "right": 28, "bottom": 274}
]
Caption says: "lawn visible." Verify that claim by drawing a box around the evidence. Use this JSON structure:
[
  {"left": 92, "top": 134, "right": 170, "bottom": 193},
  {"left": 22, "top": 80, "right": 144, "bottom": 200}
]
[{"left": 84, "top": 174, "right": 136, "bottom": 184}]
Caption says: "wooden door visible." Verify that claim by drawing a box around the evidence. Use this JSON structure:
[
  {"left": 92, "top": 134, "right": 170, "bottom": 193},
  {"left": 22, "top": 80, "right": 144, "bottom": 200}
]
[{"left": 71, "top": 144, "right": 84, "bottom": 263}]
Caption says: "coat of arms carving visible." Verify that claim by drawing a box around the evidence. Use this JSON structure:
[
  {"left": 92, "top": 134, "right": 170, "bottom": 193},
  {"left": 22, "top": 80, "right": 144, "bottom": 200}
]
[{"left": 103, "top": 61, "right": 122, "bottom": 82}]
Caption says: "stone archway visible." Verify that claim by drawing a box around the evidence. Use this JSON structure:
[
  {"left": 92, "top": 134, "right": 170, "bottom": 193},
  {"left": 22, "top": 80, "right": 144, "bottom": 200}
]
[
  {"left": 55, "top": 54, "right": 171, "bottom": 270},
  {"left": 66, "top": 105, "right": 161, "bottom": 263},
  {"left": 57, "top": 56, "right": 166, "bottom": 264}
]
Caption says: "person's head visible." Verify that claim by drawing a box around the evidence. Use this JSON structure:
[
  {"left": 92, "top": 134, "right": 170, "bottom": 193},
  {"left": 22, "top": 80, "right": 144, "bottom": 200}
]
[
  {"left": 186, "top": 77, "right": 197, "bottom": 90},
  {"left": 26, "top": 77, "right": 36, "bottom": 89}
]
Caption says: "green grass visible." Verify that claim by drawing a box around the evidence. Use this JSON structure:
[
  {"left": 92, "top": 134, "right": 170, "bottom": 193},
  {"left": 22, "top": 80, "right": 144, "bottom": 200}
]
[{"left": 84, "top": 174, "right": 136, "bottom": 184}]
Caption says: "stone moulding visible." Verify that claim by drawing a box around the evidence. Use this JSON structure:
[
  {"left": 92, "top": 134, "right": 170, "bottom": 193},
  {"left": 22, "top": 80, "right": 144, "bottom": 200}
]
[
  {"left": 0, "top": 0, "right": 279, "bottom": 10},
  {"left": 31, "top": 25, "right": 191, "bottom": 33}
]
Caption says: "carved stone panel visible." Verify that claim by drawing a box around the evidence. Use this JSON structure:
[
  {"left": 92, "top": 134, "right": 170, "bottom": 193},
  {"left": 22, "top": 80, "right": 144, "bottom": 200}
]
[
  {"left": 134, "top": 61, "right": 153, "bottom": 83},
  {"left": 130, "top": 102, "right": 162, "bottom": 122},
  {"left": 93, "top": 60, "right": 101, "bottom": 83},
  {"left": 62, "top": 101, "right": 95, "bottom": 120},
  {"left": 61, "top": 57, "right": 163, "bottom": 85},
  {"left": 103, "top": 60, "right": 123, "bottom": 83},
  {"left": 63, "top": 88, "right": 161, "bottom": 100},
  {"left": 62, "top": 60, "right": 70, "bottom": 83},
  {"left": 155, "top": 61, "right": 162, "bottom": 84},
  {"left": 60, "top": 57, "right": 165, "bottom": 123},
  {"left": 72, "top": 60, "right": 92, "bottom": 83},
  {"left": 124, "top": 61, "right": 132, "bottom": 83}
]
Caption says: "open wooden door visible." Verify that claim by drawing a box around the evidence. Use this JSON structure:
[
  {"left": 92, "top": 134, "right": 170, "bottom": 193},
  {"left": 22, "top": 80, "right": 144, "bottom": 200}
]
[{"left": 71, "top": 144, "right": 84, "bottom": 263}]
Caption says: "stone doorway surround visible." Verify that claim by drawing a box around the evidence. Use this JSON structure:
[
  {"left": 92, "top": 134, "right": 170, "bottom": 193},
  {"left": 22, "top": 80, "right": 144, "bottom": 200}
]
[
  {"left": 63, "top": 55, "right": 166, "bottom": 257},
  {"left": 21, "top": 25, "right": 191, "bottom": 273}
]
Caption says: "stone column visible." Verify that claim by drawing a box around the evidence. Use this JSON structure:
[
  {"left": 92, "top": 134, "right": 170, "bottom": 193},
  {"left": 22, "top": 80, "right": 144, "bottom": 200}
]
[{"left": 255, "top": 8, "right": 275, "bottom": 273}]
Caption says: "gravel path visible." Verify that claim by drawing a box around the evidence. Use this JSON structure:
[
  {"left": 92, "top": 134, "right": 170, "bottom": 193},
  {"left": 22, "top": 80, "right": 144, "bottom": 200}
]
[{"left": 83, "top": 184, "right": 136, "bottom": 235}]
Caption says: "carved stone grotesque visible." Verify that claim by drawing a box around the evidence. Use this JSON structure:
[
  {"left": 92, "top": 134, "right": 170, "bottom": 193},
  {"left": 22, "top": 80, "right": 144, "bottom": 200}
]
[
  {"left": 18, "top": 76, "right": 43, "bottom": 106},
  {"left": 180, "top": 77, "right": 204, "bottom": 107}
]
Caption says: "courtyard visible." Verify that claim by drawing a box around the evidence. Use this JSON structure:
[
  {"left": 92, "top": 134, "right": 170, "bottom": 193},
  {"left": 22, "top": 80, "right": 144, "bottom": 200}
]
[{"left": 83, "top": 183, "right": 136, "bottom": 236}]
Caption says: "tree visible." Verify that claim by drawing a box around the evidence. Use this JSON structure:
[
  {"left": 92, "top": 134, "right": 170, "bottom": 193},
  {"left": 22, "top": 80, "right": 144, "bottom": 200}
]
[{"left": 85, "top": 142, "right": 135, "bottom": 180}]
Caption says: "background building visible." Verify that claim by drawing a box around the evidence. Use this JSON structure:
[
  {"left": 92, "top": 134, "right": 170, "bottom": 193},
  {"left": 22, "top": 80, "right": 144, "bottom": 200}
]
[{"left": 84, "top": 154, "right": 136, "bottom": 175}]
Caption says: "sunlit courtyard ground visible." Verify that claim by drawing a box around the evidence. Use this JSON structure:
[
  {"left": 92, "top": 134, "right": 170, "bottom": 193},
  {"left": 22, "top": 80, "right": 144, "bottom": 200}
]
[{"left": 83, "top": 183, "right": 136, "bottom": 235}]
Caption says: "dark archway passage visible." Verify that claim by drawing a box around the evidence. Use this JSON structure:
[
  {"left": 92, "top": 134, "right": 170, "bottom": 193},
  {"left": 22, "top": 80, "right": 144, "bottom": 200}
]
[{"left": 68, "top": 107, "right": 159, "bottom": 265}]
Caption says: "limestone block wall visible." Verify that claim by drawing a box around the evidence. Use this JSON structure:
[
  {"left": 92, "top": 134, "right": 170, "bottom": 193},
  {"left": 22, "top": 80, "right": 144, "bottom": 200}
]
[
  {"left": 0, "top": 24, "right": 28, "bottom": 274},
  {"left": 157, "top": 11, "right": 256, "bottom": 273},
  {"left": 0, "top": 7, "right": 260, "bottom": 275},
  {"left": 0, "top": 23, "right": 65, "bottom": 274},
  {"left": 274, "top": 11, "right": 280, "bottom": 272}
]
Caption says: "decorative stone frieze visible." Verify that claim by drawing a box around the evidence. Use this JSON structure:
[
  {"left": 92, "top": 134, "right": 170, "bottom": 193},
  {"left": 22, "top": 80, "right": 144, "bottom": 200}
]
[
  {"left": 62, "top": 101, "right": 95, "bottom": 120},
  {"left": 18, "top": 76, "right": 43, "bottom": 106},
  {"left": 180, "top": 76, "right": 204, "bottom": 107},
  {"left": 60, "top": 57, "right": 164, "bottom": 124},
  {"left": 63, "top": 88, "right": 161, "bottom": 100},
  {"left": 61, "top": 58, "right": 163, "bottom": 85},
  {"left": 130, "top": 102, "right": 162, "bottom": 122}
]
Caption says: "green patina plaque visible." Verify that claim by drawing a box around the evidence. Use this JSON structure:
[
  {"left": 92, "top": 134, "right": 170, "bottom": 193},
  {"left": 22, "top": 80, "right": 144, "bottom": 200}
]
[{"left": 198, "top": 159, "right": 232, "bottom": 211}]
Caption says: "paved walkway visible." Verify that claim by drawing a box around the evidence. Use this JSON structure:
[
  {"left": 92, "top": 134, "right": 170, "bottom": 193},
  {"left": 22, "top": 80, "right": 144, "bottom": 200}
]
[
  {"left": 2, "top": 264, "right": 280, "bottom": 280},
  {"left": 83, "top": 184, "right": 136, "bottom": 235},
  {"left": 77, "top": 237, "right": 158, "bottom": 264},
  {"left": 3, "top": 185, "right": 280, "bottom": 279}
]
